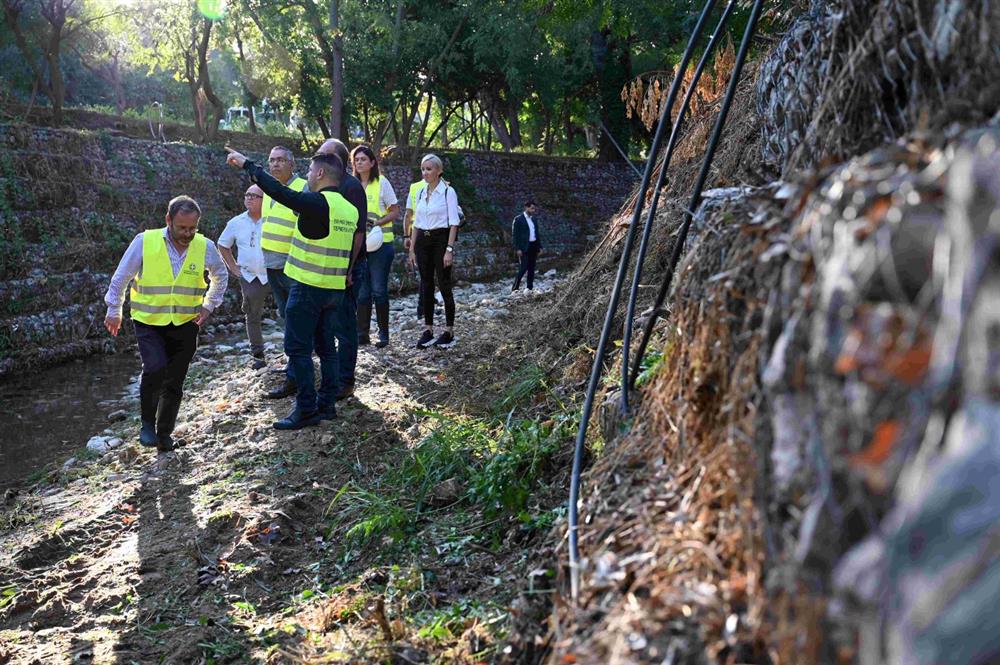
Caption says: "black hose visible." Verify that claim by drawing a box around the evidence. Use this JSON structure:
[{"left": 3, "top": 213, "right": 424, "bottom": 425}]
[
  {"left": 566, "top": 0, "right": 720, "bottom": 602},
  {"left": 619, "top": 0, "right": 739, "bottom": 411},
  {"left": 629, "top": 0, "right": 765, "bottom": 388}
]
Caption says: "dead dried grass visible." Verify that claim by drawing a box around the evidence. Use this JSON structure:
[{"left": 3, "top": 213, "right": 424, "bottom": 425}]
[
  {"left": 757, "top": 0, "right": 1000, "bottom": 174},
  {"left": 550, "top": 193, "right": 786, "bottom": 664}
]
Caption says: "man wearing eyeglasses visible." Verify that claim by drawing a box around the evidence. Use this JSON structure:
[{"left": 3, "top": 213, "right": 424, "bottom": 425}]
[
  {"left": 218, "top": 184, "right": 268, "bottom": 369},
  {"left": 260, "top": 146, "right": 308, "bottom": 398}
]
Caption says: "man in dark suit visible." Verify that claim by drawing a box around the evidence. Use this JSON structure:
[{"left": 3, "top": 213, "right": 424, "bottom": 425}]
[{"left": 512, "top": 199, "right": 542, "bottom": 291}]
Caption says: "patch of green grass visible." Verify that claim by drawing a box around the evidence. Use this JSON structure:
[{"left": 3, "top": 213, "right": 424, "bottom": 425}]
[
  {"left": 635, "top": 348, "right": 666, "bottom": 387},
  {"left": 328, "top": 406, "right": 578, "bottom": 547},
  {"left": 412, "top": 599, "right": 507, "bottom": 642},
  {"left": 0, "top": 584, "right": 18, "bottom": 611},
  {"left": 490, "top": 363, "right": 546, "bottom": 415}
]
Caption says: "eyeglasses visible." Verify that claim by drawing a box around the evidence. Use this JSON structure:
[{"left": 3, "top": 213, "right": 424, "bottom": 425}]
[{"left": 245, "top": 193, "right": 263, "bottom": 199}]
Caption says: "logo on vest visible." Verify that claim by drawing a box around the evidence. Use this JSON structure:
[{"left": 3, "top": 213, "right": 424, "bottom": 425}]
[{"left": 186, "top": 262, "right": 197, "bottom": 273}]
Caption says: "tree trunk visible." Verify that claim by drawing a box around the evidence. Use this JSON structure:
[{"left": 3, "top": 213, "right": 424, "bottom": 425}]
[
  {"left": 506, "top": 98, "right": 522, "bottom": 146},
  {"left": 329, "top": 0, "right": 344, "bottom": 138},
  {"left": 233, "top": 21, "right": 258, "bottom": 133},
  {"left": 401, "top": 94, "right": 423, "bottom": 146},
  {"left": 424, "top": 102, "right": 456, "bottom": 147},
  {"left": 479, "top": 92, "right": 514, "bottom": 152},
  {"left": 45, "top": 21, "right": 65, "bottom": 124},
  {"left": 593, "top": 29, "right": 632, "bottom": 162},
  {"left": 417, "top": 92, "right": 433, "bottom": 147},
  {"left": 317, "top": 115, "right": 331, "bottom": 139},
  {"left": 196, "top": 19, "right": 225, "bottom": 143}
]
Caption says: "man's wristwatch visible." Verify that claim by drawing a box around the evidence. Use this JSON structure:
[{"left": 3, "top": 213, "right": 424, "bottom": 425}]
[{"left": 445, "top": 245, "right": 454, "bottom": 253}]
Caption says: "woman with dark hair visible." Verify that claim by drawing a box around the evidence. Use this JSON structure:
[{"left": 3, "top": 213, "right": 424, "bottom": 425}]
[
  {"left": 351, "top": 144, "right": 399, "bottom": 347},
  {"left": 408, "top": 153, "right": 460, "bottom": 348}
]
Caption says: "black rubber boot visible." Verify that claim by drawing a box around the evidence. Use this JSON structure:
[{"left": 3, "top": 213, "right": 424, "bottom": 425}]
[
  {"left": 375, "top": 303, "right": 390, "bottom": 348},
  {"left": 139, "top": 420, "right": 157, "bottom": 447},
  {"left": 357, "top": 303, "right": 372, "bottom": 346},
  {"left": 156, "top": 394, "right": 182, "bottom": 452}
]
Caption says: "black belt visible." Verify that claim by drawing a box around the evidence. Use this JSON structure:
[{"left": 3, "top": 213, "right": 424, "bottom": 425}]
[{"left": 416, "top": 227, "right": 450, "bottom": 235}]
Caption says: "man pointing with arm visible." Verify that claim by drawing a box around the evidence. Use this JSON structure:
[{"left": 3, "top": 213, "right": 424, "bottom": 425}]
[{"left": 225, "top": 147, "right": 363, "bottom": 430}]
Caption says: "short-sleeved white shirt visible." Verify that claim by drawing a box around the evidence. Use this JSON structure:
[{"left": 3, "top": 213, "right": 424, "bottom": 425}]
[
  {"left": 218, "top": 211, "right": 268, "bottom": 284},
  {"left": 372, "top": 176, "right": 398, "bottom": 215},
  {"left": 413, "top": 180, "right": 460, "bottom": 230}
]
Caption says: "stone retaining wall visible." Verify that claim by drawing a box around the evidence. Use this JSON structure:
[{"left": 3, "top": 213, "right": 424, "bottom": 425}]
[{"left": 0, "top": 124, "right": 637, "bottom": 376}]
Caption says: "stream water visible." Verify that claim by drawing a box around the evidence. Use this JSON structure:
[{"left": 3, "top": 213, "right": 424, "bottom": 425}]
[{"left": 0, "top": 351, "right": 140, "bottom": 491}]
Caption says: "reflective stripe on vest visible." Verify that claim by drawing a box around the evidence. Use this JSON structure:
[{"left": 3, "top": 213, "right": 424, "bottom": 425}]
[
  {"left": 283, "top": 191, "right": 358, "bottom": 289},
  {"left": 260, "top": 176, "right": 307, "bottom": 255},
  {"left": 364, "top": 178, "right": 394, "bottom": 243},
  {"left": 129, "top": 230, "right": 207, "bottom": 326}
]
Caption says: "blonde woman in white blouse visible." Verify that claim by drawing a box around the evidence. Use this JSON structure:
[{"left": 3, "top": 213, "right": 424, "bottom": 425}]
[{"left": 408, "top": 154, "right": 460, "bottom": 348}]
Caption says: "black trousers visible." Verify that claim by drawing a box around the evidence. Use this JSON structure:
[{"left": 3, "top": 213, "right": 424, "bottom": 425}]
[
  {"left": 134, "top": 320, "right": 199, "bottom": 435},
  {"left": 513, "top": 241, "right": 541, "bottom": 290},
  {"left": 414, "top": 227, "right": 455, "bottom": 327}
]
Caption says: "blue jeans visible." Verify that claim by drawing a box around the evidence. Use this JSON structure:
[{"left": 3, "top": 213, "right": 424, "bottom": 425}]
[
  {"left": 357, "top": 243, "right": 395, "bottom": 307},
  {"left": 284, "top": 279, "right": 344, "bottom": 414},
  {"left": 334, "top": 260, "right": 365, "bottom": 390},
  {"left": 267, "top": 268, "right": 292, "bottom": 320}
]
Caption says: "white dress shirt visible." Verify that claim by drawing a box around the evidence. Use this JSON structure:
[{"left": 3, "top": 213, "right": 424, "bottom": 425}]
[
  {"left": 374, "top": 176, "right": 398, "bottom": 214},
  {"left": 413, "top": 180, "right": 460, "bottom": 230},
  {"left": 524, "top": 212, "right": 537, "bottom": 242},
  {"left": 104, "top": 228, "right": 228, "bottom": 318},
  {"left": 218, "top": 211, "right": 268, "bottom": 284}
]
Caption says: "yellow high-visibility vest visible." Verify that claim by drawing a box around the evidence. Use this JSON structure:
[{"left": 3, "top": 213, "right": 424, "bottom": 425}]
[
  {"left": 129, "top": 230, "right": 207, "bottom": 326},
  {"left": 364, "top": 178, "right": 394, "bottom": 243},
  {"left": 283, "top": 191, "right": 358, "bottom": 289},
  {"left": 260, "top": 176, "right": 307, "bottom": 255},
  {"left": 406, "top": 181, "right": 422, "bottom": 211}
]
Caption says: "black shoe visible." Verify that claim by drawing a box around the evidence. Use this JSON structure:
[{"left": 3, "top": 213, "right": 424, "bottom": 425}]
[
  {"left": 139, "top": 420, "right": 157, "bottom": 447},
  {"left": 416, "top": 330, "right": 434, "bottom": 348},
  {"left": 358, "top": 333, "right": 371, "bottom": 346},
  {"left": 432, "top": 331, "right": 455, "bottom": 348},
  {"left": 251, "top": 358, "right": 267, "bottom": 370},
  {"left": 334, "top": 384, "right": 355, "bottom": 401},
  {"left": 375, "top": 337, "right": 389, "bottom": 349},
  {"left": 156, "top": 434, "right": 176, "bottom": 452},
  {"left": 317, "top": 406, "right": 336, "bottom": 422},
  {"left": 273, "top": 409, "right": 321, "bottom": 430},
  {"left": 265, "top": 380, "right": 297, "bottom": 399}
]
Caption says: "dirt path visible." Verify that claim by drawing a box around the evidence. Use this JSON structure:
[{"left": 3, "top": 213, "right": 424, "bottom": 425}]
[{"left": 0, "top": 276, "right": 568, "bottom": 664}]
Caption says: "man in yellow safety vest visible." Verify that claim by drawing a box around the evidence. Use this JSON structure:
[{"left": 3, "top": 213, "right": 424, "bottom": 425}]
[
  {"left": 260, "top": 145, "right": 308, "bottom": 400},
  {"left": 225, "top": 147, "right": 365, "bottom": 430},
  {"left": 103, "top": 195, "right": 228, "bottom": 451}
]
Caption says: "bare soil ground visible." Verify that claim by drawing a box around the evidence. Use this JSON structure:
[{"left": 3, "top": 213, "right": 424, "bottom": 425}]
[{"left": 0, "top": 279, "right": 573, "bottom": 664}]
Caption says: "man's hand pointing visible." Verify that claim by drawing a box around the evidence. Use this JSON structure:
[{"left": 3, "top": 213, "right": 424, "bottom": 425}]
[{"left": 224, "top": 146, "right": 247, "bottom": 169}]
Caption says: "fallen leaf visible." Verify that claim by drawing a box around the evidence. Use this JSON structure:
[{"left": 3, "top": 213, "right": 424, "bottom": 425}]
[
  {"left": 849, "top": 420, "right": 901, "bottom": 467},
  {"left": 883, "top": 341, "right": 932, "bottom": 385}
]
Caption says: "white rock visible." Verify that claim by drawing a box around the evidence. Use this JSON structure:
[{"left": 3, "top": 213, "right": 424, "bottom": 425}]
[
  {"left": 544, "top": 269, "right": 557, "bottom": 277},
  {"left": 62, "top": 457, "right": 77, "bottom": 471},
  {"left": 215, "top": 345, "right": 234, "bottom": 354},
  {"left": 87, "top": 436, "right": 111, "bottom": 454}
]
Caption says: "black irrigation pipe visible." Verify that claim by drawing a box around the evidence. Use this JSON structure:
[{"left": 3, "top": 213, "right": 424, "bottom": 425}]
[
  {"left": 619, "top": 0, "right": 740, "bottom": 412},
  {"left": 567, "top": 0, "right": 719, "bottom": 602},
  {"left": 628, "top": 0, "right": 765, "bottom": 389}
]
